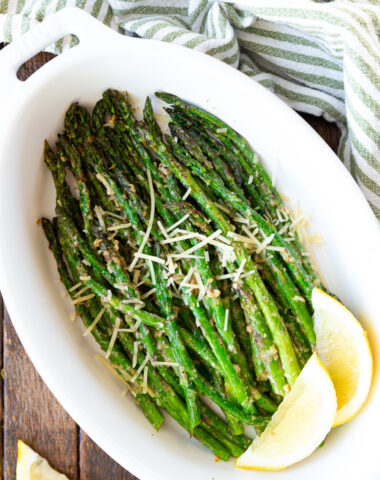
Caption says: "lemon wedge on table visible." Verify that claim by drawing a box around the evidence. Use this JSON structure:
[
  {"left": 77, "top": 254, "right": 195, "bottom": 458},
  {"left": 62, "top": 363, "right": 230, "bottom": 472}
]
[
  {"left": 17, "top": 440, "right": 68, "bottom": 480},
  {"left": 313, "top": 287, "right": 373, "bottom": 427},
  {"left": 235, "top": 353, "right": 336, "bottom": 471}
]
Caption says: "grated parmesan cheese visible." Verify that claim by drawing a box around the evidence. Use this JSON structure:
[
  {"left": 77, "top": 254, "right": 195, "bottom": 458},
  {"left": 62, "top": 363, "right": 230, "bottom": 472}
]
[
  {"left": 105, "top": 211, "right": 126, "bottom": 221},
  {"left": 105, "top": 317, "right": 122, "bottom": 359},
  {"left": 266, "top": 245, "right": 286, "bottom": 252},
  {"left": 242, "top": 226, "right": 260, "bottom": 245},
  {"left": 96, "top": 355, "right": 135, "bottom": 394},
  {"left": 148, "top": 259, "right": 156, "bottom": 286},
  {"left": 74, "top": 285, "right": 90, "bottom": 298},
  {"left": 157, "top": 220, "right": 170, "bottom": 239},
  {"left": 69, "top": 282, "right": 83, "bottom": 292},
  {"left": 256, "top": 233, "right": 275, "bottom": 254},
  {"left": 69, "top": 282, "right": 82, "bottom": 292},
  {"left": 293, "top": 296, "right": 306, "bottom": 303},
  {"left": 233, "top": 216, "right": 249, "bottom": 224},
  {"left": 227, "top": 231, "right": 256, "bottom": 245},
  {"left": 166, "top": 214, "right": 190, "bottom": 233},
  {"left": 133, "top": 252, "right": 165, "bottom": 264},
  {"left": 119, "top": 318, "right": 142, "bottom": 333},
  {"left": 161, "top": 232, "right": 199, "bottom": 244},
  {"left": 179, "top": 266, "right": 194, "bottom": 290},
  {"left": 96, "top": 174, "right": 114, "bottom": 197},
  {"left": 224, "top": 309, "right": 229, "bottom": 331},
  {"left": 107, "top": 223, "right": 131, "bottom": 231},
  {"left": 151, "top": 361, "right": 180, "bottom": 367},
  {"left": 233, "top": 258, "right": 246, "bottom": 286},
  {"left": 171, "top": 230, "right": 223, "bottom": 260},
  {"left": 83, "top": 308, "right": 105, "bottom": 337},
  {"left": 133, "top": 270, "right": 140, "bottom": 285},
  {"left": 215, "top": 202, "right": 231, "bottom": 214},
  {"left": 94, "top": 205, "right": 106, "bottom": 233},
  {"left": 142, "top": 366, "right": 148, "bottom": 394},
  {"left": 132, "top": 341, "right": 140, "bottom": 368},
  {"left": 129, "top": 170, "right": 155, "bottom": 272},
  {"left": 131, "top": 354, "right": 151, "bottom": 383},
  {"left": 71, "top": 293, "right": 95, "bottom": 305},
  {"left": 140, "top": 288, "right": 157, "bottom": 300},
  {"left": 278, "top": 223, "right": 290, "bottom": 235},
  {"left": 182, "top": 187, "right": 192, "bottom": 201}
]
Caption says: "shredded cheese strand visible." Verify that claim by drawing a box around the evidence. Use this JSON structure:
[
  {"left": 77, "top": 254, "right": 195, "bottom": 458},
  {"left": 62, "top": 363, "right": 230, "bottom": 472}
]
[
  {"left": 83, "top": 308, "right": 105, "bottom": 337},
  {"left": 107, "top": 223, "right": 132, "bottom": 231},
  {"left": 133, "top": 252, "right": 165, "bottom": 264},
  {"left": 129, "top": 170, "right": 155, "bottom": 272},
  {"left": 105, "top": 317, "right": 122, "bottom": 359},
  {"left": 161, "top": 232, "right": 199, "bottom": 244},
  {"left": 151, "top": 361, "right": 180, "bottom": 367},
  {"left": 71, "top": 293, "right": 95, "bottom": 305},
  {"left": 79, "top": 275, "right": 91, "bottom": 281},
  {"left": 133, "top": 341, "right": 140, "bottom": 368},
  {"left": 227, "top": 231, "right": 256, "bottom": 244},
  {"left": 69, "top": 282, "right": 82, "bottom": 292},
  {"left": 142, "top": 366, "right": 148, "bottom": 394},
  {"left": 166, "top": 214, "right": 190, "bottom": 233},
  {"left": 94, "top": 205, "right": 106, "bottom": 233},
  {"left": 256, "top": 233, "right": 275, "bottom": 254},
  {"left": 171, "top": 230, "right": 222, "bottom": 259},
  {"left": 294, "top": 295, "right": 306, "bottom": 302},
  {"left": 179, "top": 266, "right": 194, "bottom": 290},
  {"left": 148, "top": 259, "right": 156, "bottom": 286},
  {"left": 233, "top": 258, "right": 246, "bottom": 286},
  {"left": 278, "top": 222, "right": 290, "bottom": 235},
  {"left": 96, "top": 355, "right": 133, "bottom": 389},
  {"left": 140, "top": 288, "right": 157, "bottom": 300},
  {"left": 224, "top": 309, "right": 229, "bottom": 331},
  {"left": 157, "top": 221, "right": 169, "bottom": 239},
  {"left": 182, "top": 187, "right": 192, "bottom": 201},
  {"left": 241, "top": 226, "right": 260, "bottom": 245},
  {"left": 131, "top": 354, "right": 150, "bottom": 383},
  {"left": 74, "top": 285, "right": 91, "bottom": 298},
  {"left": 105, "top": 211, "right": 126, "bottom": 221}
]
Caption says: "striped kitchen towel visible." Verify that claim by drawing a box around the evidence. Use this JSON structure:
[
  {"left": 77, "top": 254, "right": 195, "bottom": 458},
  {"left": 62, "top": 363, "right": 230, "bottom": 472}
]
[{"left": 1, "top": 0, "right": 379, "bottom": 217}]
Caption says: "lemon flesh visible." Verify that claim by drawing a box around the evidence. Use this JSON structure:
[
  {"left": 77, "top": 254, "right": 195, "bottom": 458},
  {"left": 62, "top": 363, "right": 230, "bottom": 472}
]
[
  {"left": 17, "top": 440, "right": 68, "bottom": 480},
  {"left": 235, "top": 354, "right": 336, "bottom": 470},
  {"left": 313, "top": 288, "right": 373, "bottom": 427}
]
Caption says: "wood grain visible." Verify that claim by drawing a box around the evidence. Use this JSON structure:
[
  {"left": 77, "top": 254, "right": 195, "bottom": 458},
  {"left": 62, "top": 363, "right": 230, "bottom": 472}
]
[
  {"left": 300, "top": 112, "right": 341, "bottom": 154},
  {"left": 3, "top": 308, "right": 79, "bottom": 479},
  {"left": 0, "top": 48, "right": 341, "bottom": 480},
  {"left": 0, "top": 295, "right": 3, "bottom": 480},
  {"left": 80, "top": 432, "right": 137, "bottom": 480}
]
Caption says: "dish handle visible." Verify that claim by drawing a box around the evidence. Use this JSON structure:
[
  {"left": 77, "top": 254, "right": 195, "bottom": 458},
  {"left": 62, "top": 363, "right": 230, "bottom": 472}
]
[{"left": 0, "top": 8, "right": 117, "bottom": 98}]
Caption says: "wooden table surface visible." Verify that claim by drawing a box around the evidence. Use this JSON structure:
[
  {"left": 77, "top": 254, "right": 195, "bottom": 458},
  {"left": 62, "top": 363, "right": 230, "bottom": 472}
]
[{"left": 0, "top": 50, "right": 341, "bottom": 480}]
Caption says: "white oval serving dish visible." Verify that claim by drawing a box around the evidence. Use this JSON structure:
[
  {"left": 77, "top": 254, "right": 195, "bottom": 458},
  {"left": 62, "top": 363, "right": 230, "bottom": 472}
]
[{"left": 0, "top": 8, "right": 379, "bottom": 480}]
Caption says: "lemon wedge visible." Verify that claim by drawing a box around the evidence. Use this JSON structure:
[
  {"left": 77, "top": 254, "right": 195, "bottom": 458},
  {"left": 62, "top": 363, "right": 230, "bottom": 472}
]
[
  {"left": 313, "top": 287, "right": 373, "bottom": 427},
  {"left": 16, "top": 440, "right": 68, "bottom": 480},
  {"left": 235, "top": 353, "right": 336, "bottom": 470}
]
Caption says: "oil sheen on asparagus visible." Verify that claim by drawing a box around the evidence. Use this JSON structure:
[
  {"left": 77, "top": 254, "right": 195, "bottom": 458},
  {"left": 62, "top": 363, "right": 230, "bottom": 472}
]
[{"left": 40, "top": 90, "right": 321, "bottom": 461}]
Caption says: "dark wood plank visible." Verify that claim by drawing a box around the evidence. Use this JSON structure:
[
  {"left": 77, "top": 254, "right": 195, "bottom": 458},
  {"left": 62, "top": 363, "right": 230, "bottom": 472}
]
[
  {"left": 3, "top": 309, "right": 79, "bottom": 480},
  {"left": 300, "top": 113, "right": 341, "bottom": 154},
  {"left": 16, "top": 51, "right": 55, "bottom": 80},
  {"left": 0, "top": 294, "right": 3, "bottom": 480},
  {"left": 79, "top": 432, "right": 137, "bottom": 480}
]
